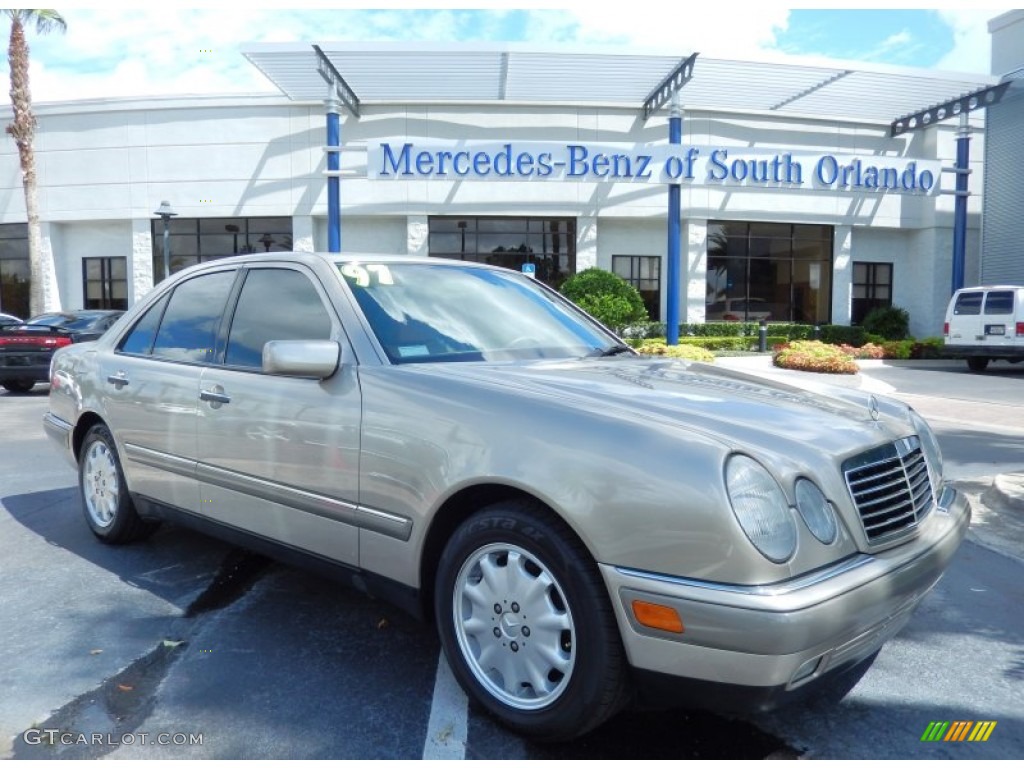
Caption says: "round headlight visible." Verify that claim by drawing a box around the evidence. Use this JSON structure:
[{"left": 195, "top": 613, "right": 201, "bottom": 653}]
[
  {"left": 725, "top": 455, "right": 797, "bottom": 563},
  {"left": 795, "top": 478, "right": 838, "bottom": 544}
]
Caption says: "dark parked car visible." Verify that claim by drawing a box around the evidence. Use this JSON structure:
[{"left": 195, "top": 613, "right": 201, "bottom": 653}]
[
  {"left": 0, "top": 312, "right": 23, "bottom": 328},
  {"left": 0, "top": 310, "right": 123, "bottom": 393}
]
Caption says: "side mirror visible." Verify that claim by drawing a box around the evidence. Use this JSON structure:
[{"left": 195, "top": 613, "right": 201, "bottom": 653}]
[{"left": 262, "top": 340, "right": 340, "bottom": 379}]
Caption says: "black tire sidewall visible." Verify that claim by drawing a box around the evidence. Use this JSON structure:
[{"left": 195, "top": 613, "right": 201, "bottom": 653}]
[
  {"left": 2, "top": 379, "right": 35, "bottom": 393},
  {"left": 435, "top": 502, "right": 625, "bottom": 740},
  {"left": 79, "top": 424, "right": 136, "bottom": 542}
]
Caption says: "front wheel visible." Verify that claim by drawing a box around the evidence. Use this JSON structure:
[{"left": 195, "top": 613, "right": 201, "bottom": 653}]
[
  {"left": 435, "top": 500, "right": 629, "bottom": 741},
  {"left": 79, "top": 424, "right": 158, "bottom": 544}
]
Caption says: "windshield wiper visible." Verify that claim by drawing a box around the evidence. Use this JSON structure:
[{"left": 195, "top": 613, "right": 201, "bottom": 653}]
[{"left": 590, "top": 344, "right": 635, "bottom": 358}]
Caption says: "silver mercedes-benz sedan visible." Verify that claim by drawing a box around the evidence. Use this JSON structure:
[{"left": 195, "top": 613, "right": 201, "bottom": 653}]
[{"left": 44, "top": 252, "right": 969, "bottom": 740}]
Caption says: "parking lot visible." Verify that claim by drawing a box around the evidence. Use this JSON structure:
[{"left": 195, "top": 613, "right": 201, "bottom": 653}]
[{"left": 2, "top": 359, "right": 1022, "bottom": 759}]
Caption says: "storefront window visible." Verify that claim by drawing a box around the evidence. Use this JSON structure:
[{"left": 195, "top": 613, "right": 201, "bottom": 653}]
[
  {"left": 613, "top": 255, "right": 661, "bottom": 320},
  {"left": 428, "top": 217, "right": 576, "bottom": 289},
  {"left": 83, "top": 257, "right": 128, "bottom": 310},
  {"left": 0, "top": 223, "right": 29, "bottom": 319},
  {"left": 706, "top": 221, "right": 833, "bottom": 324},
  {"left": 151, "top": 217, "right": 293, "bottom": 282},
  {"left": 851, "top": 262, "right": 893, "bottom": 325}
]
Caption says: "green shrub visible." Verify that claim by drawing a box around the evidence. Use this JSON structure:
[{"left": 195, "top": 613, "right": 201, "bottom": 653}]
[
  {"left": 911, "top": 337, "right": 945, "bottom": 359},
  {"left": 881, "top": 339, "right": 914, "bottom": 359},
  {"left": 818, "top": 325, "right": 868, "bottom": 346},
  {"left": 840, "top": 342, "right": 885, "bottom": 359},
  {"left": 635, "top": 341, "right": 715, "bottom": 363},
  {"left": 773, "top": 341, "right": 858, "bottom": 374},
  {"left": 560, "top": 268, "right": 648, "bottom": 329},
  {"left": 862, "top": 306, "right": 910, "bottom": 340}
]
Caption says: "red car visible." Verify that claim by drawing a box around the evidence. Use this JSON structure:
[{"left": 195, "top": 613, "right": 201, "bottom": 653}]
[{"left": 0, "top": 310, "right": 122, "bottom": 393}]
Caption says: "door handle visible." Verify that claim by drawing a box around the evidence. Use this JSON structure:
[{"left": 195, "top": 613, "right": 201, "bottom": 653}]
[
  {"left": 199, "top": 389, "right": 231, "bottom": 405},
  {"left": 107, "top": 371, "right": 129, "bottom": 387}
]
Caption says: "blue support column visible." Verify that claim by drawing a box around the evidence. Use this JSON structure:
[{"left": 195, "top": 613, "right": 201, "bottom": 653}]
[
  {"left": 951, "top": 114, "right": 970, "bottom": 293},
  {"left": 326, "top": 99, "right": 341, "bottom": 253},
  {"left": 666, "top": 97, "right": 682, "bottom": 345}
]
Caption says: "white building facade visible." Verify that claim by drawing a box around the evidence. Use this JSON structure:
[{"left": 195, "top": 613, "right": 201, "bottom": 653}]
[{"left": 0, "top": 44, "right": 1000, "bottom": 337}]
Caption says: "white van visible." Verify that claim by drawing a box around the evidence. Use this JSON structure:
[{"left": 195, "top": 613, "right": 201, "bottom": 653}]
[{"left": 944, "top": 285, "right": 1024, "bottom": 372}]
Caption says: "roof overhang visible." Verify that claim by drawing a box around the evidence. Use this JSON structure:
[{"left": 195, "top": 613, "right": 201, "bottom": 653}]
[{"left": 242, "top": 42, "right": 999, "bottom": 125}]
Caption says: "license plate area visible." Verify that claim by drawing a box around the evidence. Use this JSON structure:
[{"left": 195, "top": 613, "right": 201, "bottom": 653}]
[{"left": 985, "top": 324, "right": 1005, "bottom": 336}]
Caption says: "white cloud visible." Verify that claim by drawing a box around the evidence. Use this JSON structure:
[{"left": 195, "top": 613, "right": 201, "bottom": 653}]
[
  {"left": 935, "top": 9, "right": 995, "bottom": 74},
  {"left": 521, "top": 5, "right": 790, "bottom": 55}
]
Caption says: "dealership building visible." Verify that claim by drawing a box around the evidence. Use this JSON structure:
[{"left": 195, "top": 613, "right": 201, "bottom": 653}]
[{"left": 1, "top": 15, "right": 1021, "bottom": 337}]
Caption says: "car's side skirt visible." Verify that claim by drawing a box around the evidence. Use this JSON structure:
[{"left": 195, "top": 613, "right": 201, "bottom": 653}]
[{"left": 133, "top": 494, "right": 425, "bottom": 620}]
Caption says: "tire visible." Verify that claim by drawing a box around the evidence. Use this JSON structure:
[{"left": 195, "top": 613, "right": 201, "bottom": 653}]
[
  {"left": 966, "top": 356, "right": 989, "bottom": 372},
  {"left": 435, "top": 500, "right": 629, "bottom": 741},
  {"left": 79, "top": 423, "right": 158, "bottom": 544},
  {"left": 1, "top": 379, "right": 35, "bottom": 393}
]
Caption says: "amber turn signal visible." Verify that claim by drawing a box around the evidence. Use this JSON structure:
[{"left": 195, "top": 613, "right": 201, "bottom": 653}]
[{"left": 631, "top": 600, "right": 684, "bottom": 634}]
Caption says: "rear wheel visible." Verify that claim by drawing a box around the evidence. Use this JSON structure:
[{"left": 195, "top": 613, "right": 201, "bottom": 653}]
[
  {"left": 1, "top": 379, "right": 35, "bottom": 393},
  {"left": 79, "top": 424, "right": 158, "bottom": 543},
  {"left": 435, "top": 500, "right": 629, "bottom": 741},
  {"left": 966, "top": 356, "right": 989, "bottom": 372}
]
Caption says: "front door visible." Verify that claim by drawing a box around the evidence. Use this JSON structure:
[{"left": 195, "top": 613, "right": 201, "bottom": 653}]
[{"left": 195, "top": 265, "right": 361, "bottom": 565}]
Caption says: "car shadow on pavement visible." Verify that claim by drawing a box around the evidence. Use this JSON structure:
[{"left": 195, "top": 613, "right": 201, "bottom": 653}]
[{"left": 2, "top": 487, "right": 230, "bottom": 609}]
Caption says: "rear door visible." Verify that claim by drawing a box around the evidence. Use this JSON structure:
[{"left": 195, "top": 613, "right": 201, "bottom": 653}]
[
  {"left": 195, "top": 264, "right": 361, "bottom": 565},
  {"left": 948, "top": 289, "right": 984, "bottom": 344},
  {"left": 981, "top": 290, "right": 1015, "bottom": 350},
  {"left": 102, "top": 268, "right": 238, "bottom": 513}
]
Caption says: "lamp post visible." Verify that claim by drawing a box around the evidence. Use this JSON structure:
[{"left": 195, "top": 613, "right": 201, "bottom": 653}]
[
  {"left": 259, "top": 233, "right": 276, "bottom": 252},
  {"left": 225, "top": 223, "right": 240, "bottom": 254},
  {"left": 153, "top": 201, "right": 177, "bottom": 281}
]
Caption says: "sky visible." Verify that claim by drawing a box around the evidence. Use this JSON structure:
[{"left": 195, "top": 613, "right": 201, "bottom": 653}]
[{"left": 0, "top": 3, "right": 1018, "bottom": 105}]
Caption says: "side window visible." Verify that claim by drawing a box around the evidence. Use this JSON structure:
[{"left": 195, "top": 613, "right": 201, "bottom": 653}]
[
  {"left": 152, "top": 271, "right": 236, "bottom": 363},
  {"left": 983, "top": 291, "right": 1014, "bottom": 315},
  {"left": 225, "top": 268, "right": 333, "bottom": 369},
  {"left": 119, "top": 294, "right": 170, "bottom": 356},
  {"left": 953, "top": 292, "right": 983, "bottom": 316}
]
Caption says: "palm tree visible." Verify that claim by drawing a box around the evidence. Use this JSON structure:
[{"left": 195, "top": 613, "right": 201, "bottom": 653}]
[{"left": 4, "top": 9, "right": 65, "bottom": 317}]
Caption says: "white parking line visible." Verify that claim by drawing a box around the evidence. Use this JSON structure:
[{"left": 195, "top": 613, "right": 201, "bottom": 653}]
[{"left": 422, "top": 651, "right": 468, "bottom": 760}]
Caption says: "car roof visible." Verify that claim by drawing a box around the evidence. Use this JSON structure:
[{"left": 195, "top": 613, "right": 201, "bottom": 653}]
[{"left": 175, "top": 251, "right": 502, "bottom": 271}]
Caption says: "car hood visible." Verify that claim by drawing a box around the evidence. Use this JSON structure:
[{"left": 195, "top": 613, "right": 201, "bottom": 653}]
[{"left": 438, "top": 357, "right": 911, "bottom": 461}]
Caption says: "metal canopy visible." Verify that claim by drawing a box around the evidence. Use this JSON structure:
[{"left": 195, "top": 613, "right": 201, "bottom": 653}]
[{"left": 242, "top": 42, "right": 998, "bottom": 124}]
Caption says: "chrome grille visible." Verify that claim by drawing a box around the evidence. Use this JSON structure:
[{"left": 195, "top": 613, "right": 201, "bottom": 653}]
[{"left": 843, "top": 437, "right": 933, "bottom": 543}]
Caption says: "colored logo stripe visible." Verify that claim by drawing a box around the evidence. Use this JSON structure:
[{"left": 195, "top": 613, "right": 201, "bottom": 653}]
[
  {"left": 921, "top": 722, "right": 949, "bottom": 741},
  {"left": 969, "top": 722, "right": 997, "bottom": 742},
  {"left": 921, "top": 720, "right": 996, "bottom": 742}
]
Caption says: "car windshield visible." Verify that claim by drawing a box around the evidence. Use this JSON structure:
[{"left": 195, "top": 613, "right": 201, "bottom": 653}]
[{"left": 338, "top": 262, "right": 619, "bottom": 364}]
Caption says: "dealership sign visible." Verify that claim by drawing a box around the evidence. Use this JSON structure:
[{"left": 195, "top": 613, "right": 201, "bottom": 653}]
[{"left": 368, "top": 140, "right": 940, "bottom": 195}]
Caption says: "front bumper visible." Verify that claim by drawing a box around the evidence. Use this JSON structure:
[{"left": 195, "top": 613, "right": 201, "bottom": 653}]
[{"left": 601, "top": 485, "right": 970, "bottom": 711}]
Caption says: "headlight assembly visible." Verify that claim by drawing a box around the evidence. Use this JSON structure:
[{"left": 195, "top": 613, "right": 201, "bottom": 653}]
[
  {"left": 725, "top": 455, "right": 797, "bottom": 563},
  {"left": 794, "top": 478, "right": 838, "bottom": 544}
]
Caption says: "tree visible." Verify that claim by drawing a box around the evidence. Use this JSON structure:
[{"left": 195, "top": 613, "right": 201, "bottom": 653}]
[{"left": 5, "top": 9, "right": 65, "bottom": 317}]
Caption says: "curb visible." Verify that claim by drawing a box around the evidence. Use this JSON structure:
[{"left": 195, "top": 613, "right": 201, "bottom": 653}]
[{"left": 989, "top": 473, "right": 1024, "bottom": 512}]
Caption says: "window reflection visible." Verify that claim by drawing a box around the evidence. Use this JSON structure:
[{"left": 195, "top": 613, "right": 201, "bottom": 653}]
[
  {"left": 706, "top": 221, "right": 833, "bottom": 324},
  {"left": 428, "top": 217, "right": 576, "bottom": 289}
]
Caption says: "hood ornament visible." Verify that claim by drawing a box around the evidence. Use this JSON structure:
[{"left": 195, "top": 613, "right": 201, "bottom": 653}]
[{"left": 868, "top": 395, "right": 880, "bottom": 422}]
